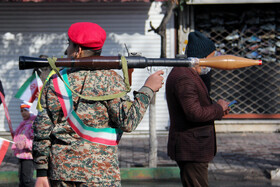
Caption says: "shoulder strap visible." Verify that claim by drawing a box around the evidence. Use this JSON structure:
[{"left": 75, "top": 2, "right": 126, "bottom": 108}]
[
  {"left": 47, "top": 56, "right": 131, "bottom": 101},
  {"left": 53, "top": 69, "right": 122, "bottom": 146},
  {"left": 37, "top": 56, "right": 131, "bottom": 111}
]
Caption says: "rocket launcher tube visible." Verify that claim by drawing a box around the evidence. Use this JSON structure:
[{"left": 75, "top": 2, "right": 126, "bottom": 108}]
[
  {"left": 19, "top": 56, "right": 198, "bottom": 70},
  {"left": 19, "top": 55, "right": 261, "bottom": 71}
]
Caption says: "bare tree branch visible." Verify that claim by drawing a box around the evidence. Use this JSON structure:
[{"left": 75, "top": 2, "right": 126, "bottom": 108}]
[{"left": 149, "top": 0, "right": 177, "bottom": 58}]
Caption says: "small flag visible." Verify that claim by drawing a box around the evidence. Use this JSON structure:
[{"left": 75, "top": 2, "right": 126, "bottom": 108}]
[
  {"left": 15, "top": 72, "right": 43, "bottom": 103},
  {"left": 35, "top": 71, "right": 43, "bottom": 93},
  {"left": 0, "top": 137, "right": 11, "bottom": 166}
]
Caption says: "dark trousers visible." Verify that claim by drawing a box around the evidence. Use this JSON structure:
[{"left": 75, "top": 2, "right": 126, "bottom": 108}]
[
  {"left": 18, "top": 159, "right": 35, "bottom": 187},
  {"left": 176, "top": 161, "right": 209, "bottom": 187}
]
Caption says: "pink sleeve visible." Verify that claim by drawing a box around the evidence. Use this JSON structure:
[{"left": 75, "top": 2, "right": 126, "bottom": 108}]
[
  {"left": 11, "top": 121, "right": 23, "bottom": 155},
  {"left": 24, "top": 124, "right": 34, "bottom": 151}
]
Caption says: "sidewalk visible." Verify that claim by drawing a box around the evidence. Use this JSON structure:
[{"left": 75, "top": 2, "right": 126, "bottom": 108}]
[{"left": 1, "top": 132, "right": 280, "bottom": 186}]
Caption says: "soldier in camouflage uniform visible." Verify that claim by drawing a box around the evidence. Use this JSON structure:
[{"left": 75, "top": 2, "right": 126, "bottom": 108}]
[{"left": 32, "top": 22, "right": 164, "bottom": 187}]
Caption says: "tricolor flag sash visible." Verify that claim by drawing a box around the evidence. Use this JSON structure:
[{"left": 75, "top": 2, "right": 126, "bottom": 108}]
[{"left": 52, "top": 69, "right": 122, "bottom": 146}]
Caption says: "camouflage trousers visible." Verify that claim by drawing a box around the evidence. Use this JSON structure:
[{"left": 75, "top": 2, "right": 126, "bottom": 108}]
[{"left": 50, "top": 180, "right": 121, "bottom": 187}]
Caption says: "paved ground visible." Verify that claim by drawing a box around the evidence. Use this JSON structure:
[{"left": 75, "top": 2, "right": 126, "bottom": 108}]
[
  {"left": 1, "top": 132, "right": 280, "bottom": 186},
  {"left": 119, "top": 132, "right": 280, "bottom": 186},
  {"left": 119, "top": 132, "right": 280, "bottom": 171}
]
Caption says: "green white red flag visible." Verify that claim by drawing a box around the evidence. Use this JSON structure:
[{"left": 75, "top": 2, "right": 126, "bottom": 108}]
[
  {"left": 15, "top": 72, "right": 43, "bottom": 103},
  {"left": 0, "top": 137, "right": 11, "bottom": 166}
]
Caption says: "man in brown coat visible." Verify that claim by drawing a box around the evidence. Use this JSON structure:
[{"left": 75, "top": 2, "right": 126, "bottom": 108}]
[{"left": 166, "top": 31, "right": 230, "bottom": 187}]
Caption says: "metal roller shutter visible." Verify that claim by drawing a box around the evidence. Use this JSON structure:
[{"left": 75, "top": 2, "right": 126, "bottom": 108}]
[{"left": 192, "top": 3, "right": 279, "bottom": 117}]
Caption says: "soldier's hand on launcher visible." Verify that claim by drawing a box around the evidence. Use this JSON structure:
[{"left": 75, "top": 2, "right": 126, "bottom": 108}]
[{"left": 144, "top": 70, "right": 164, "bottom": 92}]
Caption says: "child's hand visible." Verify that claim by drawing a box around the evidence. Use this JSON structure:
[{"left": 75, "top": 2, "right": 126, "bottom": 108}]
[
  {"left": 14, "top": 134, "right": 27, "bottom": 150},
  {"left": 15, "top": 141, "right": 25, "bottom": 150}
]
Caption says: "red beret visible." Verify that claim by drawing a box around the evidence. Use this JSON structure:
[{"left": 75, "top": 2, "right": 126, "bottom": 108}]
[{"left": 68, "top": 22, "right": 106, "bottom": 50}]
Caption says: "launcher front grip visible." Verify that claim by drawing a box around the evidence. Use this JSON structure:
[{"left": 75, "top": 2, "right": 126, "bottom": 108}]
[{"left": 19, "top": 55, "right": 262, "bottom": 70}]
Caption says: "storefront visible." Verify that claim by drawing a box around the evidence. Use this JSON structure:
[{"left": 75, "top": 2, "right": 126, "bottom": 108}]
[{"left": 178, "top": 1, "right": 279, "bottom": 120}]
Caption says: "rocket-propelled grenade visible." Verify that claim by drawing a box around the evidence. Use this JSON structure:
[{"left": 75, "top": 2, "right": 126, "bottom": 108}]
[
  {"left": 198, "top": 55, "right": 262, "bottom": 70},
  {"left": 18, "top": 55, "right": 262, "bottom": 71}
]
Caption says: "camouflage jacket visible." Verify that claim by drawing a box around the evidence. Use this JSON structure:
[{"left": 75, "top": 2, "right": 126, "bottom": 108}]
[{"left": 32, "top": 68, "right": 154, "bottom": 184}]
